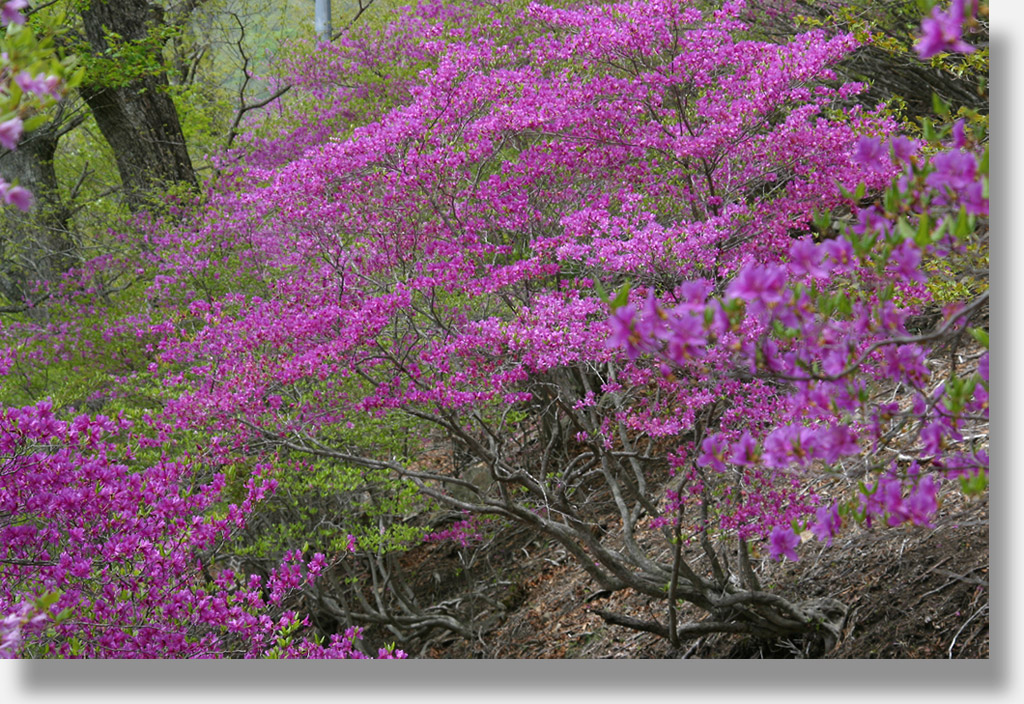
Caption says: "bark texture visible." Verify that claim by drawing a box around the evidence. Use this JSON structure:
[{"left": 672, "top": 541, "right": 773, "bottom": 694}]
[
  {"left": 0, "top": 122, "right": 73, "bottom": 306},
  {"left": 78, "top": 0, "right": 197, "bottom": 212}
]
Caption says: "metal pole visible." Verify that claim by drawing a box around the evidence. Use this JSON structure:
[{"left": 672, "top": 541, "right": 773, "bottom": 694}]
[{"left": 315, "top": 0, "right": 332, "bottom": 41}]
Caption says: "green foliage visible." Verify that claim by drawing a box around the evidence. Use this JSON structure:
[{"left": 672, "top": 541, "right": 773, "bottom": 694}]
[
  {"left": 234, "top": 458, "right": 433, "bottom": 561},
  {"left": 169, "top": 80, "right": 235, "bottom": 169},
  {"left": 1, "top": 18, "right": 83, "bottom": 130},
  {"left": 75, "top": 24, "right": 176, "bottom": 89},
  {"left": 225, "top": 391, "right": 438, "bottom": 562}
]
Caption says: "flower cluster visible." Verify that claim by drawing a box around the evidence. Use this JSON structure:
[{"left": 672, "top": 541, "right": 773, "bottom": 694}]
[
  {"left": 424, "top": 514, "right": 489, "bottom": 548},
  {"left": 0, "top": 0, "right": 989, "bottom": 652},
  {"left": 1, "top": 0, "right": 66, "bottom": 210},
  {"left": 609, "top": 95, "right": 988, "bottom": 560},
  {"left": 0, "top": 402, "right": 388, "bottom": 658},
  {"left": 0, "top": 596, "right": 52, "bottom": 659},
  {"left": 916, "top": 0, "right": 982, "bottom": 59}
]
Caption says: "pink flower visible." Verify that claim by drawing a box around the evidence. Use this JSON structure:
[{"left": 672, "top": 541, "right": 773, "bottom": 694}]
[
  {"left": 916, "top": 0, "right": 977, "bottom": 59},
  {"left": 0, "top": 182, "right": 32, "bottom": 211},
  {"left": 906, "top": 475, "right": 938, "bottom": 527},
  {"left": 697, "top": 433, "right": 730, "bottom": 472},
  {"left": 852, "top": 136, "right": 888, "bottom": 173},
  {"left": 787, "top": 238, "right": 827, "bottom": 279},
  {"left": 768, "top": 526, "right": 800, "bottom": 562},
  {"left": 726, "top": 264, "right": 787, "bottom": 304},
  {"left": 606, "top": 303, "right": 654, "bottom": 361},
  {"left": 889, "top": 136, "right": 920, "bottom": 164},
  {"left": 0, "top": 117, "right": 23, "bottom": 150},
  {"left": 888, "top": 241, "right": 926, "bottom": 284},
  {"left": 926, "top": 150, "right": 977, "bottom": 196},
  {"left": 663, "top": 312, "right": 706, "bottom": 364},
  {"left": 810, "top": 504, "right": 841, "bottom": 545},
  {"left": 728, "top": 432, "right": 759, "bottom": 466},
  {"left": 307, "top": 552, "right": 327, "bottom": 579},
  {"left": 1, "top": 0, "right": 27, "bottom": 26},
  {"left": 15, "top": 71, "right": 62, "bottom": 100}
]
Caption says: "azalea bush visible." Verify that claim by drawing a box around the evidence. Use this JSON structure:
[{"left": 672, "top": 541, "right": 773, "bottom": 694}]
[
  {"left": 0, "top": 400, "right": 410, "bottom": 658},
  {"left": 1, "top": 0, "right": 80, "bottom": 210},
  {"left": 1, "top": 0, "right": 987, "bottom": 657}
]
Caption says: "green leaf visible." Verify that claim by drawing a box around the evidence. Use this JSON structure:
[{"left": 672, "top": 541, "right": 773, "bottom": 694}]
[
  {"left": 7, "top": 81, "right": 23, "bottom": 110},
  {"left": 837, "top": 292, "right": 852, "bottom": 317},
  {"left": 21, "top": 114, "right": 51, "bottom": 132},
  {"left": 922, "top": 118, "right": 937, "bottom": 143},
  {"left": 883, "top": 185, "right": 899, "bottom": 214},
  {"left": 856, "top": 231, "right": 877, "bottom": 256},
  {"left": 916, "top": 212, "right": 931, "bottom": 244},
  {"left": 959, "top": 471, "right": 988, "bottom": 495},
  {"left": 953, "top": 206, "right": 973, "bottom": 238},
  {"left": 819, "top": 293, "right": 835, "bottom": 318},
  {"left": 968, "top": 327, "right": 989, "bottom": 349},
  {"left": 610, "top": 281, "right": 631, "bottom": 310},
  {"left": 896, "top": 217, "right": 919, "bottom": 245},
  {"left": 33, "top": 592, "right": 60, "bottom": 612},
  {"left": 811, "top": 208, "right": 831, "bottom": 232},
  {"left": 932, "top": 93, "right": 951, "bottom": 119}
]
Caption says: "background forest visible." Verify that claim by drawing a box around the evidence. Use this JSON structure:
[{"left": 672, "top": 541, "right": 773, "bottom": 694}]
[{"left": 0, "top": 0, "right": 988, "bottom": 659}]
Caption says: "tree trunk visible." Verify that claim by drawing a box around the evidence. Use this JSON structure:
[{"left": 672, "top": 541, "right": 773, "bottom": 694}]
[
  {"left": 78, "top": 0, "right": 197, "bottom": 213},
  {"left": 0, "top": 121, "right": 74, "bottom": 306}
]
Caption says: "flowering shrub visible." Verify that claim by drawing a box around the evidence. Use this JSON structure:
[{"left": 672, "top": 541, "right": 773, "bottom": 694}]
[
  {"left": 0, "top": 0, "right": 988, "bottom": 656},
  {"left": 0, "top": 401, "right": 404, "bottom": 658},
  {"left": 1, "top": 1, "right": 78, "bottom": 210},
  {"left": 605, "top": 0, "right": 988, "bottom": 562}
]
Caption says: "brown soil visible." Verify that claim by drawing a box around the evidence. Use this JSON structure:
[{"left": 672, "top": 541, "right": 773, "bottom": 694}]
[{"left": 368, "top": 484, "right": 988, "bottom": 659}]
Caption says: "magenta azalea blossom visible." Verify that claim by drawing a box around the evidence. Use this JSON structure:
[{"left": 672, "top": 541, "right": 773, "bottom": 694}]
[
  {"left": 916, "top": 0, "right": 977, "bottom": 59},
  {"left": 889, "top": 136, "right": 920, "bottom": 164},
  {"left": 697, "top": 433, "right": 730, "bottom": 472},
  {"left": 0, "top": 182, "right": 32, "bottom": 211},
  {"left": 1, "top": 0, "right": 27, "bottom": 27},
  {"left": 726, "top": 264, "right": 787, "bottom": 303},
  {"left": 852, "top": 206, "right": 892, "bottom": 237},
  {"left": 951, "top": 119, "right": 968, "bottom": 149},
  {"left": 728, "top": 432, "right": 759, "bottom": 466},
  {"left": 0, "top": 118, "right": 22, "bottom": 151},
  {"left": 906, "top": 475, "right": 939, "bottom": 527},
  {"left": 852, "top": 136, "right": 889, "bottom": 172},
  {"left": 14, "top": 71, "right": 62, "bottom": 100},
  {"left": 811, "top": 504, "right": 842, "bottom": 545},
  {"left": 768, "top": 526, "right": 801, "bottom": 562},
  {"left": 639, "top": 291, "right": 670, "bottom": 341},
  {"left": 664, "top": 312, "right": 706, "bottom": 364},
  {"left": 888, "top": 241, "right": 926, "bottom": 284},
  {"left": 607, "top": 303, "right": 654, "bottom": 361},
  {"left": 926, "top": 150, "right": 977, "bottom": 198},
  {"left": 787, "top": 238, "right": 827, "bottom": 279},
  {"left": 821, "top": 237, "right": 856, "bottom": 274}
]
